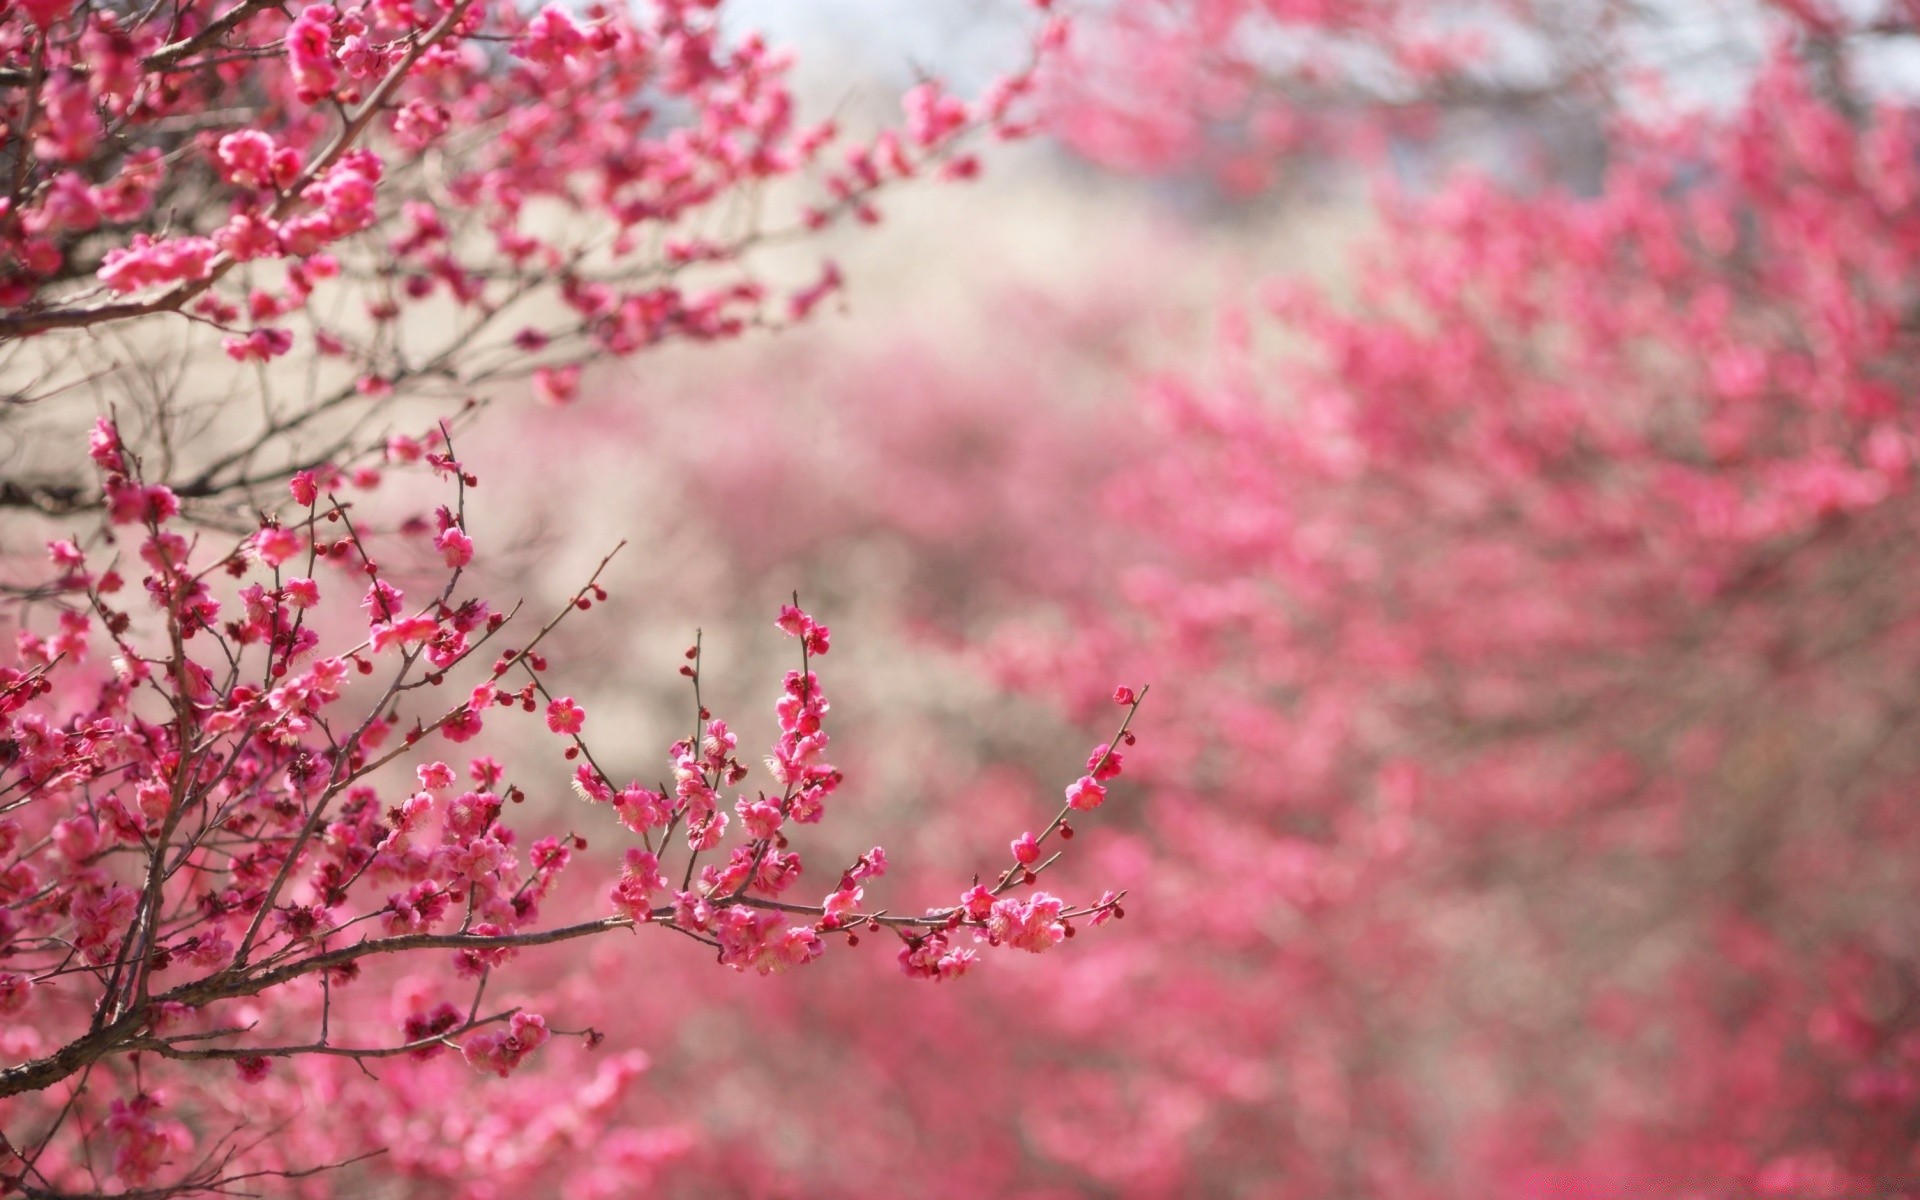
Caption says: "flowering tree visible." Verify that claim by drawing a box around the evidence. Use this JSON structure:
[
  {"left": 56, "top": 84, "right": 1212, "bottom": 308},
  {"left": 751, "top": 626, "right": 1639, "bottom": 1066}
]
[{"left": 0, "top": 1, "right": 1158, "bottom": 1196}]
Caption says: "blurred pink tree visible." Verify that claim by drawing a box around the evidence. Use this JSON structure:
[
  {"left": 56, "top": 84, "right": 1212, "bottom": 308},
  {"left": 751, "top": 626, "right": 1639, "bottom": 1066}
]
[{"left": 567, "top": 3, "right": 1920, "bottom": 1196}]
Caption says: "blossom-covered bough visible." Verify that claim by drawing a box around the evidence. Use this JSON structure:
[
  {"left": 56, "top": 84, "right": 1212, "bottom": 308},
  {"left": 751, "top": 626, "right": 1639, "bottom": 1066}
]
[
  {"left": 1, "top": 420, "right": 1143, "bottom": 1194},
  {"left": 0, "top": 0, "right": 1065, "bottom": 517},
  {"left": 0, "top": 0, "right": 1135, "bottom": 1194}
]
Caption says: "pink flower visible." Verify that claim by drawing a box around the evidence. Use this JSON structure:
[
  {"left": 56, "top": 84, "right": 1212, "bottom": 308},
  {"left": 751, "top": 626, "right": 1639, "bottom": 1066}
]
[
  {"left": 35, "top": 71, "right": 100, "bottom": 162},
  {"left": 434, "top": 527, "right": 474, "bottom": 568},
  {"left": 849, "top": 845, "right": 889, "bottom": 880},
  {"left": 566, "top": 762, "right": 610, "bottom": 804},
  {"left": 87, "top": 418, "right": 124, "bottom": 471},
  {"left": 98, "top": 234, "right": 218, "bottom": 294},
  {"left": 516, "top": 5, "right": 591, "bottom": 66},
  {"left": 392, "top": 99, "right": 450, "bottom": 150},
  {"left": 614, "top": 785, "right": 668, "bottom": 831},
  {"left": 222, "top": 327, "right": 294, "bottom": 363},
  {"left": 738, "top": 797, "right": 784, "bottom": 839},
  {"left": 775, "top": 604, "right": 832, "bottom": 655},
  {"left": 711, "top": 905, "right": 822, "bottom": 975},
  {"left": 54, "top": 814, "right": 103, "bottom": 862},
  {"left": 1065, "top": 774, "right": 1107, "bottom": 810},
  {"left": 822, "top": 885, "right": 863, "bottom": 920},
  {"left": 339, "top": 32, "right": 386, "bottom": 78},
  {"left": 106, "top": 482, "right": 179, "bottom": 526},
  {"left": 104, "top": 1094, "right": 183, "bottom": 1184},
  {"left": 290, "top": 470, "right": 319, "bottom": 506},
  {"left": 899, "top": 929, "right": 975, "bottom": 980},
  {"left": 251, "top": 525, "right": 302, "bottom": 567},
  {"left": 903, "top": 81, "right": 969, "bottom": 147},
  {"left": 1012, "top": 830, "right": 1040, "bottom": 865},
  {"left": 286, "top": 5, "right": 341, "bottom": 102},
  {"left": 609, "top": 849, "right": 666, "bottom": 919},
  {"left": 444, "top": 791, "right": 497, "bottom": 840},
  {"left": 216, "top": 212, "right": 282, "bottom": 261},
  {"left": 39, "top": 171, "right": 100, "bottom": 233},
  {"left": 461, "top": 1012, "right": 550, "bottom": 1077},
  {"left": 282, "top": 577, "right": 320, "bottom": 608},
  {"left": 546, "top": 696, "right": 585, "bottom": 735},
  {"left": 215, "top": 131, "right": 296, "bottom": 189},
  {"left": 959, "top": 884, "right": 995, "bottom": 920},
  {"left": 987, "top": 893, "right": 1067, "bottom": 953},
  {"left": 72, "top": 883, "right": 139, "bottom": 961},
  {"left": 1092, "top": 746, "right": 1125, "bottom": 783},
  {"left": 449, "top": 835, "right": 507, "bottom": 883},
  {"left": 370, "top": 615, "right": 438, "bottom": 652},
  {"left": 686, "top": 810, "right": 727, "bottom": 852}
]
